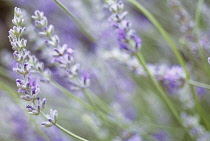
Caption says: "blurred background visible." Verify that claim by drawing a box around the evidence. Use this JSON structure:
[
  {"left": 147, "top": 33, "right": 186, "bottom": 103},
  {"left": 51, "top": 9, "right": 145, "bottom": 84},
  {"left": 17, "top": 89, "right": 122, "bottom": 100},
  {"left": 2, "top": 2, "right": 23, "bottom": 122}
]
[{"left": 1, "top": 0, "right": 210, "bottom": 141}]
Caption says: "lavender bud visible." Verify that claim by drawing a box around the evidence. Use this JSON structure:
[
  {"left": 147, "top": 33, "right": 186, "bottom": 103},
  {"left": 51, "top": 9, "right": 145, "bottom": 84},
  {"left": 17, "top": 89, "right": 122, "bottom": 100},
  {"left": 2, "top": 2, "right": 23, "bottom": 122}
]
[
  {"left": 14, "top": 7, "right": 21, "bottom": 17},
  {"left": 111, "top": 11, "right": 127, "bottom": 23},
  {"left": 109, "top": 1, "right": 124, "bottom": 13},
  {"left": 39, "top": 24, "right": 54, "bottom": 36},
  {"left": 43, "top": 69, "right": 52, "bottom": 79},
  {"left": 35, "top": 17, "right": 48, "bottom": 28},
  {"left": 49, "top": 109, "right": 58, "bottom": 123},
  {"left": 26, "top": 105, "right": 39, "bottom": 115},
  {"left": 12, "top": 17, "right": 25, "bottom": 26},
  {"left": 29, "top": 110, "right": 40, "bottom": 115},
  {"left": 82, "top": 72, "right": 90, "bottom": 88},
  {"left": 10, "top": 26, "right": 26, "bottom": 37},
  {"left": 41, "top": 98, "right": 46, "bottom": 109},
  {"left": 67, "top": 63, "right": 80, "bottom": 77},
  {"left": 32, "top": 10, "right": 44, "bottom": 20},
  {"left": 13, "top": 63, "right": 30, "bottom": 75},
  {"left": 208, "top": 57, "right": 210, "bottom": 64},
  {"left": 46, "top": 35, "right": 60, "bottom": 47},
  {"left": 52, "top": 44, "right": 67, "bottom": 57},
  {"left": 36, "top": 62, "right": 44, "bottom": 72},
  {"left": 41, "top": 121, "right": 53, "bottom": 127},
  {"left": 20, "top": 95, "right": 32, "bottom": 101},
  {"left": 11, "top": 38, "right": 27, "bottom": 50}
]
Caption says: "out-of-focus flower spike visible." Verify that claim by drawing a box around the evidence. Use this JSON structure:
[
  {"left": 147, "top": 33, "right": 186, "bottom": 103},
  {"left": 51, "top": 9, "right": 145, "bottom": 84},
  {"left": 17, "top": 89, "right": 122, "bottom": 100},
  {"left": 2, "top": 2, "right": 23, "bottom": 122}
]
[{"left": 107, "top": 0, "right": 142, "bottom": 54}]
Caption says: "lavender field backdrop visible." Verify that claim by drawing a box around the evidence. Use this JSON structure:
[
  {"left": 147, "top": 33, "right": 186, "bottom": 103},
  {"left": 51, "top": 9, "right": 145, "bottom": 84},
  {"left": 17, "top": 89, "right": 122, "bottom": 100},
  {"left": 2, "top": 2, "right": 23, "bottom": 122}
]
[{"left": 1, "top": 0, "right": 210, "bottom": 141}]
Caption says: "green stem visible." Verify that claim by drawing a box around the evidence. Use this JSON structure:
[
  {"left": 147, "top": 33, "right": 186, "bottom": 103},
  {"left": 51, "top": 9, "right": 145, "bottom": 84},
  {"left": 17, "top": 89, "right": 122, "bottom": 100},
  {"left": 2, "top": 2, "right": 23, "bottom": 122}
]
[
  {"left": 40, "top": 112, "right": 89, "bottom": 141},
  {"left": 0, "top": 79, "right": 20, "bottom": 103},
  {"left": 195, "top": 0, "right": 204, "bottom": 30},
  {"left": 82, "top": 89, "right": 97, "bottom": 111},
  {"left": 53, "top": 0, "right": 96, "bottom": 43},
  {"left": 50, "top": 80, "right": 94, "bottom": 111},
  {"left": 41, "top": 74, "right": 130, "bottom": 128},
  {"left": 135, "top": 52, "right": 193, "bottom": 139},
  {"left": 82, "top": 89, "right": 130, "bottom": 129},
  {"left": 135, "top": 53, "right": 180, "bottom": 121},
  {"left": 187, "top": 80, "right": 210, "bottom": 90},
  {"left": 83, "top": 89, "right": 114, "bottom": 113},
  {"left": 55, "top": 123, "right": 89, "bottom": 141},
  {"left": 127, "top": 0, "right": 210, "bottom": 130}
]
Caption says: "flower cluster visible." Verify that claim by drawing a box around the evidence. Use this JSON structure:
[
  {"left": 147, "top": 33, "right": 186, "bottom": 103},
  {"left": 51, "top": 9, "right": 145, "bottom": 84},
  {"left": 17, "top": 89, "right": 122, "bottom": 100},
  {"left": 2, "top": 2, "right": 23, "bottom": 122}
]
[
  {"left": 32, "top": 10, "right": 90, "bottom": 90},
  {"left": 181, "top": 112, "right": 210, "bottom": 140},
  {"left": 104, "top": 49, "right": 186, "bottom": 93},
  {"left": 167, "top": 0, "right": 209, "bottom": 55},
  {"left": 167, "top": 0, "right": 194, "bottom": 34},
  {"left": 140, "top": 64, "right": 186, "bottom": 93},
  {"left": 4, "top": 1, "right": 210, "bottom": 140},
  {"left": 8, "top": 7, "right": 57, "bottom": 127},
  {"left": 108, "top": 0, "right": 142, "bottom": 54}
]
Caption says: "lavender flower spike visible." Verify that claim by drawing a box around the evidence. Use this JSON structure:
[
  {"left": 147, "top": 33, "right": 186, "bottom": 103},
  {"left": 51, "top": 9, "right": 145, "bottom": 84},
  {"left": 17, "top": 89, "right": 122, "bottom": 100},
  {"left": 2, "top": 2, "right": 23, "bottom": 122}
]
[
  {"left": 108, "top": 0, "right": 142, "bottom": 54},
  {"left": 8, "top": 7, "right": 57, "bottom": 127},
  {"left": 32, "top": 10, "right": 90, "bottom": 90}
]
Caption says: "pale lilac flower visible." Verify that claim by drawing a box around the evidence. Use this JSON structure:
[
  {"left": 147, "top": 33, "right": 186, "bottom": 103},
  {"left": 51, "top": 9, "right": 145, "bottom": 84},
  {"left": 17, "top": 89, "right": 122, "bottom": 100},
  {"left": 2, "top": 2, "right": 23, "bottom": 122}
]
[
  {"left": 107, "top": 0, "right": 142, "bottom": 54},
  {"left": 8, "top": 7, "right": 57, "bottom": 127},
  {"left": 126, "top": 134, "right": 142, "bottom": 141},
  {"left": 152, "top": 130, "right": 170, "bottom": 141},
  {"left": 181, "top": 112, "right": 210, "bottom": 139},
  {"left": 32, "top": 10, "right": 90, "bottom": 90}
]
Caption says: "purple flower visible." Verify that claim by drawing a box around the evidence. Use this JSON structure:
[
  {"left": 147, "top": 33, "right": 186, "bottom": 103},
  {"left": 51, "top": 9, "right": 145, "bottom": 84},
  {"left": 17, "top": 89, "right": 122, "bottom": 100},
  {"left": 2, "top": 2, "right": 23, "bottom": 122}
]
[
  {"left": 196, "top": 87, "right": 206, "bottom": 97},
  {"left": 162, "top": 66, "right": 185, "bottom": 93},
  {"left": 108, "top": 1, "right": 142, "bottom": 54},
  {"left": 32, "top": 10, "right": 90, "bottom": 90},
  {"left": 9, "top": 7, "right": 57, "bottom": 127},
  {"left": 126, "top": 134, "right": 142, "bottom": 141},
  {"left": 152, "top": 130, "right": 169, "bottom": 141}
]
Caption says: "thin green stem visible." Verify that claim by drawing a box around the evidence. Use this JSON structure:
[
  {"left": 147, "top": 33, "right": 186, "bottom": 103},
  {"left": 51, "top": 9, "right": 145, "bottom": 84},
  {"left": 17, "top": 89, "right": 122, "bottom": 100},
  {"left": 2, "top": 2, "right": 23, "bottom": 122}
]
[
  {"left": 82, "top": 89, "right": 130, "bottom": 129},
  {"left": 0, "top": 79, "right": 20, "bottom": 103},
  {"left": 50, "top": 80, "right": 94, "bottom": 111},
  {"left": 55, "top": 123, "right": 89, "bottom": 141},
  {"left": 187, "top": 80, "right": 210, "bottom": 90},
  {"left": 83, "top": 89, "right": 114, "bottom": 113},
  {"left": 135, "top": 53, "right": 180, "bottom": 121},
  {"left": 135, "top": 52, "right": 193, "bottom": 139},
  {"left": 195, "top": 0, "right": 204, "bottom": 30},
  {"left": 41, "top": 73, "right": 130, "bottom": 128},
  {"left": 40, "top": 111, "right": 89, "bottom": 141},
  {"left": 53, "top": 0, "right": 96, "bottom": 43},
  {"left": 82, "top": 89, "right": 97, "bottom": 111},
  {"left": 127, "top": 0, "right": 210, "bottom": 129}
]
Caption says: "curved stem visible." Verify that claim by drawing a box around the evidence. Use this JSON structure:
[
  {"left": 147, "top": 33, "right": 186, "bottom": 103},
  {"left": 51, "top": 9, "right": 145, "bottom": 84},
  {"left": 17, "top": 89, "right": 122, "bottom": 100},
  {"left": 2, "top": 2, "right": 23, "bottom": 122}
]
[
  {"left": 135, "top": 53, "right": 180, "bottom": 121},
  {"left": 53, "top": 0, "right": 96, "bottom": 43},
  {"left": 50, "top": 80, "right": 94, "bottom": 111},
  {"left": 81, "top": 89, "right": 130, "bottom": 129},
  {"left": 55, "top": 123, "right": 89, "bottom": 141},
  {"left": 40, "top": 111, "right": 89, "bottom": 141},
  {"left": 127, "top": 0, "right": 210, "bottom": 130},
  {"left": 195, "top": 0, "right": 204, "bottom": 30},
  {"left": 135, "top": 52, "right": 193, "bottom": 139}
]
